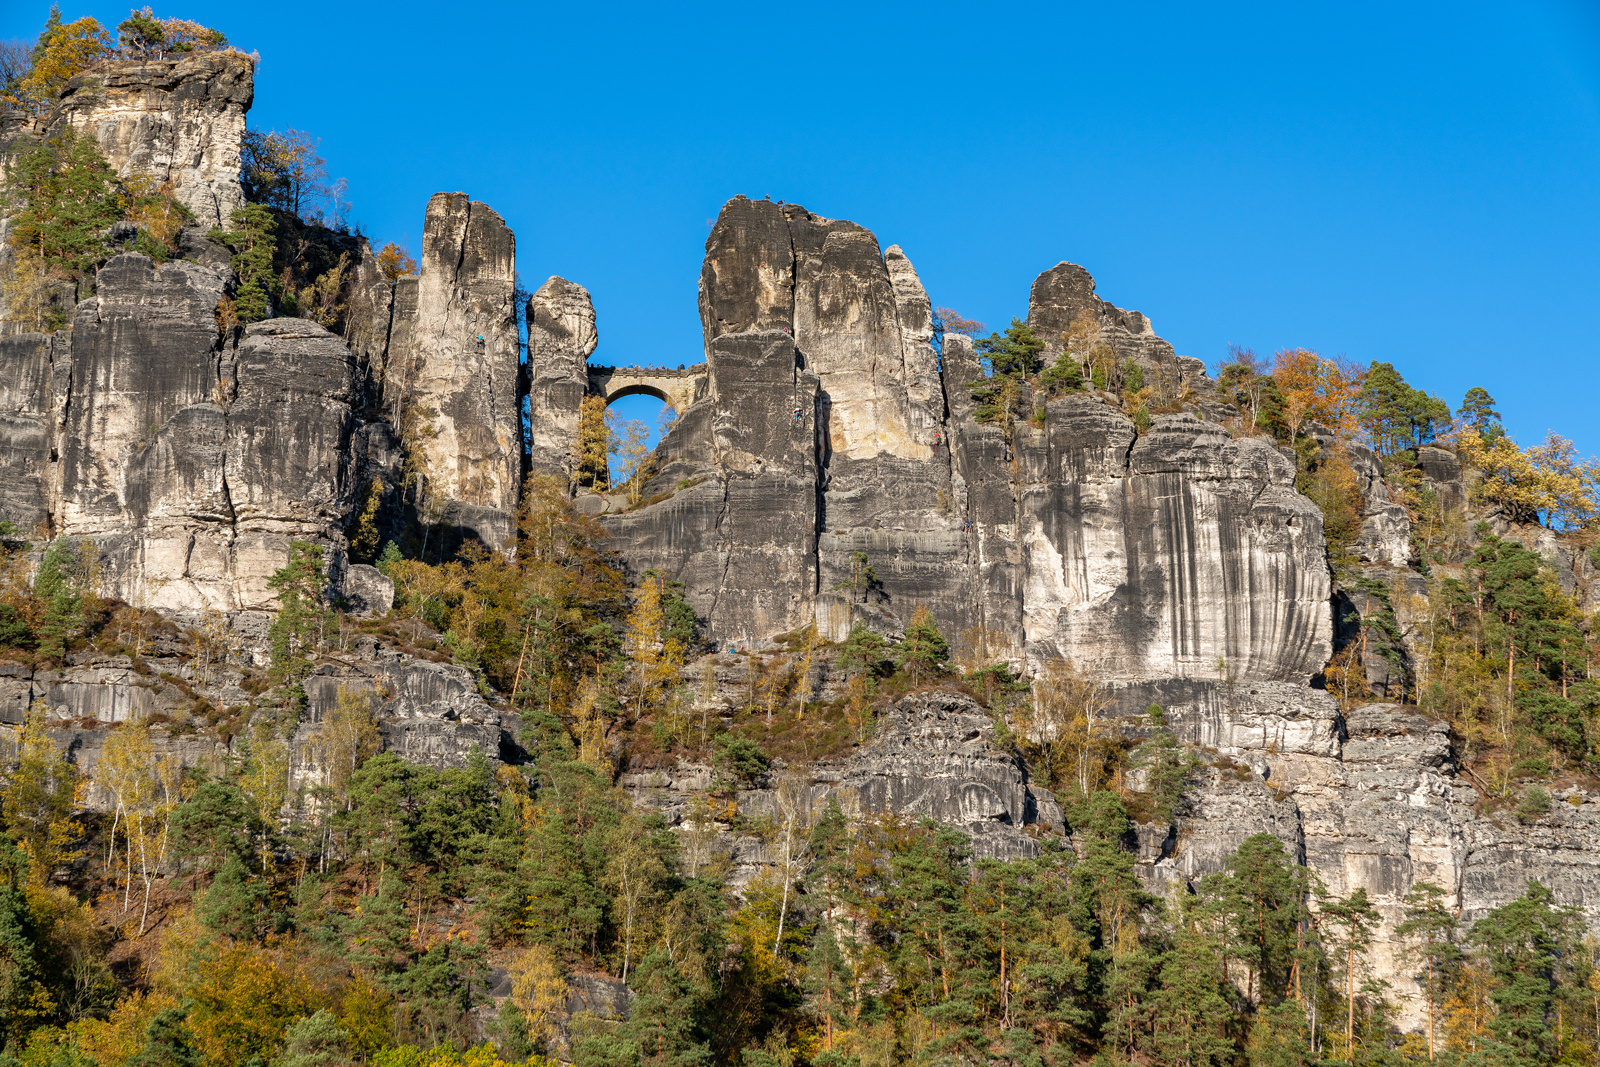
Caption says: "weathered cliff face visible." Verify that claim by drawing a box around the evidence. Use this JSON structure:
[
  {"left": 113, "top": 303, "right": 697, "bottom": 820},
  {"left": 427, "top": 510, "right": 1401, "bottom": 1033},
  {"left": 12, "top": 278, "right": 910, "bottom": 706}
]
[
  {"left": 384, "top": 193, "right": 521, "bottom": 548},
  {"left": 611, "top": 196, "right": 1332, "bottom": 694},
  {"left": 54, "top": 51, "right": 254, "bottom": 231},
  {"left": 525, "top": 276, "right": 597, "bottom": 487},
  {"left": 39, "top": 257, "right": 365, "bottom": 613}
]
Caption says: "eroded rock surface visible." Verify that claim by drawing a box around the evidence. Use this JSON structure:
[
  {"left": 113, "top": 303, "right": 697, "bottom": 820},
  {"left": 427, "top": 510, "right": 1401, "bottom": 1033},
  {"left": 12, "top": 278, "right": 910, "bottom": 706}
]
[
  {"left": 385, "top": 193, "right": 521, "bottom": 548},
  {"left": 54, "top": 51, "right": 254, "bottom": 230},
  {"left": 526, "top": 276, "right": 598, "bottom": 487}
]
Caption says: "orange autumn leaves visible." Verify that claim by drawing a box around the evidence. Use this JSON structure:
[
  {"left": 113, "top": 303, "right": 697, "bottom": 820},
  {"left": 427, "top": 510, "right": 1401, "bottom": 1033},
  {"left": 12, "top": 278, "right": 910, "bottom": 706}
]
[{"left": 1271, "top": 347, "right": 1365, "bottom": 439}]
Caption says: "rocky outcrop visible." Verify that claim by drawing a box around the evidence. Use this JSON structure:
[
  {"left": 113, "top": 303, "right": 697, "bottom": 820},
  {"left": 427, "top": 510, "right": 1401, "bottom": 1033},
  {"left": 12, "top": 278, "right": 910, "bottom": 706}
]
[
  {"left": 54, "top": 51, "right": 254, "bottom": 231},
  {"left": 42, "top": 257, "right": 368, "bottom": 612},
  {"left": 1160, "top": 698, "right": 1600, "bottom": 1028},
  {"left": 797, "top": 689, "right": 1063, "bottom": 860},
  {"left": 384, "top": 193, "right": 521, "bottom": 548},
  {"left": 525, "top": 276, "right": 598, "bottom": 487},
  {"left": 1027, "top": 261, "right": 1210, "bottom": 393},
  {"left": 610, "top": 197, "right": 1332, "bottom": 691}
]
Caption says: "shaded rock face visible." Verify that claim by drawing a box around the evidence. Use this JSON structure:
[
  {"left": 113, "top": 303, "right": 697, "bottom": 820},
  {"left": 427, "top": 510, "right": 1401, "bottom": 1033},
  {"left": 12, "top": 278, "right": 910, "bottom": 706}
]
[
  {"left": 525, "top": 276, "right": 597, "bottom": 487},
  {"left": 54, "top": 52, "right": 254, "bottom": 231},
  {"left": 1026, "top": 261, "right": 1209, "bottom": 393},
  {"left": 294, "top": 649, "right": 503, "bottom": 793},
  {"left": 0, "top": 639, "right": 507, "bottom": 812},
  {"left": 733, "top": 690, "right": 1061, "bottom": 869},
  {"left": 0, "top": 333, "right": 62, "bottom": 532},
  {"left": 605, "top": 329, "right": 823, "bottom": 642},
  {"left": 385, "top": 193, "right": 521, "bottom": 548}
]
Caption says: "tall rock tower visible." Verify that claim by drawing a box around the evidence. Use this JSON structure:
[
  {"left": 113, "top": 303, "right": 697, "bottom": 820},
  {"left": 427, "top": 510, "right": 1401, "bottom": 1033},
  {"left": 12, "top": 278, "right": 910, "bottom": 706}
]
[{"left": 384, "top": 193, "right": 522, "bottom": 549}]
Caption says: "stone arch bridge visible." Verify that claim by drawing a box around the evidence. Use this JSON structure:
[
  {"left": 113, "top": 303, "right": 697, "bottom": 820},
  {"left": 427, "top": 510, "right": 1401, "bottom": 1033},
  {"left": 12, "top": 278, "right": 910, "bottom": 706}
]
[{"left": 586, "top": 364, "right": 708, "bottom": 414}]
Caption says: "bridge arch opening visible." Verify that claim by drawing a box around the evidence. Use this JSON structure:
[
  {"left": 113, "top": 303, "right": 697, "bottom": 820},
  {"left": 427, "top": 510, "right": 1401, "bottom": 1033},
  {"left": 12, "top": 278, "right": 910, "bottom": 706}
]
[
  {"left": 603, "top": 383, "right": 675, "bottom": 409},
  {"left": 603, "top": 392, "right": 676, "bottom": 487}
]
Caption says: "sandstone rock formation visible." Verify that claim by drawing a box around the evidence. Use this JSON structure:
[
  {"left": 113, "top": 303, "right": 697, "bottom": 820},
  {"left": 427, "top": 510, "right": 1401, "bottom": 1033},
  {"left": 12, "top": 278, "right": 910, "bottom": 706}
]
[
  {"left": 53, "top": 51, "right": 254, "bottom": 230},
  {"left": 2, "top": 63, "right": 1598, "bottom": 1035},
  {"left": 525, "top": 276, "right": 598, "bottom": 486},
  {"left": 1026, "top": 260, "right": 1210, "bottom": 393},
  {"left": 383, "top": 193, "right": 521, "bottom": 548},
  {"left": 608, "top": 197, "right": 1331, "bottom": 704}
]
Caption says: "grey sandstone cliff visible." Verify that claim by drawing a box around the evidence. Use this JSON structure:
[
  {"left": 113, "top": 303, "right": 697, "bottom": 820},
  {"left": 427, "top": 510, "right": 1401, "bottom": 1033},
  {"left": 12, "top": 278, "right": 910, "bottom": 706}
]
[
  {"left": 383, "top": 193, "right": 521, "bottom": 548},
  {"left": 605, "top": 196, "right": 1331, "bottom": 700},
  {"left": 5, "top": 74, "right": 1600, "bottom": 1040},
  {"left": 54, "top": 51, "right": 254, "bottom": 231},
  {"left": 525, "top": 276, "right": 598, "bottom": 486}
]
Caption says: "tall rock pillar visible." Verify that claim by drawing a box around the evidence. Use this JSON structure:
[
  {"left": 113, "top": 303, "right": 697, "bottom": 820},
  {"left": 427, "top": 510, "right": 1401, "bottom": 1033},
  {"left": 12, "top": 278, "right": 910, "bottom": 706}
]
[
  {"left": 526, "top": 276, "right": 597, "bottom": 488},
  {"left": 386, "top": 193, "right": 521, "bottom": 549}
]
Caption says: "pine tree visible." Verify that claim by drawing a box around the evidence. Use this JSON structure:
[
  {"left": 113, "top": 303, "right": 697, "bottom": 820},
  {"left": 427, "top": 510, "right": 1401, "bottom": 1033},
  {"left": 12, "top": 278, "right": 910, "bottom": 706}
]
[
  {"left": 1318, "top": 886, "right": 1381, "bottom": 1065},
  {"left": 197, "top": 854, "right": 271, "bottom": 941},
  {"left": 1468, "top": 880, "right": 1569, "bottom": 1066},
  {"left": 1131, "top": 704, "right": 1191, "bottom": 824},
  {"left": 1457, "top": 386, "right": 1504, "bottom": 445},
  {"left": 803, "top": 924, "right": 853, "bottom": 1051},
  {"left": 125, "top": 1006, "right": 202, "bottom": 1067},
  {"left": 1396, "top": 881, "right": 1461, "bottom": 1062},
  {"left": 836, "top": 622, "right": 887, "bottom": 677},
  {"left": 1200, "top": 832, "right": 1303, "bottom": 1006},
  {"left": 33, "top": 537, "right": 83, "bottom": 662},
  {"left": 276, "top": 1010, "right": 350, "bottom": 1067},
  {"left": 208, "top": 203, "right": 279, "bottom": 324},
  {"left": 0, "top": 839, "right": 50, "bottom": 1047},
  {"left": 895, "top": 606, "right": 949, "bottom": 685},
  {"left": 266, "top": 540, "right": 327, "bottom": 684},
  {"left": 5, "top": 128, "right": 120, "bottom": 286},
  {"left": 1148, "top": 919, "right": 1237, "bottom": 1067}
]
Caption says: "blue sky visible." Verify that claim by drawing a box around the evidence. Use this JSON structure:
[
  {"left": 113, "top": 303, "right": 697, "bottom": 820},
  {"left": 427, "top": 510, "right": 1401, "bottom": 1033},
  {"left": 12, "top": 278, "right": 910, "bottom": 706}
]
[{"left": 9, "top": 1, "right": 1600, "bottom": 457}]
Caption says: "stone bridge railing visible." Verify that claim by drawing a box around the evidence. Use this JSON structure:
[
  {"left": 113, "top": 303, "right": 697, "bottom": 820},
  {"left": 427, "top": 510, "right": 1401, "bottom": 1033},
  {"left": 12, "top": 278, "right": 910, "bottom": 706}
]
[{"left": 587, "top": 364, "right": 708, "bottom": 414}]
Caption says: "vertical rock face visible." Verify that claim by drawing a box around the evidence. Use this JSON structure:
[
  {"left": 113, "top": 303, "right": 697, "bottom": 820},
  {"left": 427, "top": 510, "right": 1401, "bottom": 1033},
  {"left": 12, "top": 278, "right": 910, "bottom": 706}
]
[
  {"left": 525, "top": 276, "right": 597, "bottom": 486},
  {"left": 12, "top": 253, "right": 370, "bottom": 612},
  {"left": 610, "top": 196, "right": 1333, "bottom": 689},
  {"left": 1019, "top": 410, "right": 1332, "bottom": 682},
  {"left": 0, "top": 333, "right": 60, "bottom": 532},
  {"left": 386, "top": 193, "right": 521, "bottom": 548},
  {"left": 58, "top": 256, "right": 228, "bottom": 537},
  {"left": 54, "top": 52, "right": 254, "bottom": 231}
]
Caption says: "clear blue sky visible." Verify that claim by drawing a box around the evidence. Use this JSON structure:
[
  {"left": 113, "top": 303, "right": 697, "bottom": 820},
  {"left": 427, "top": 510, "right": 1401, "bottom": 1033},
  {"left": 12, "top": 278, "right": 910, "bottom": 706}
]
[{"left": 9, "top": 1, "right": 1600, "bottom": 457}]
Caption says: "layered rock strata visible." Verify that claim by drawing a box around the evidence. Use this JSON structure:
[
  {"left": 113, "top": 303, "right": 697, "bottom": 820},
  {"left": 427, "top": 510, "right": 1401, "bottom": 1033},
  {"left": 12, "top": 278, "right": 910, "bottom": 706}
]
[
  {"left": 525, "top": 276, "right": 598, "bottom": 486},
  {"left": 608, "top": 197, "right": 1332, "bottom": 702}
]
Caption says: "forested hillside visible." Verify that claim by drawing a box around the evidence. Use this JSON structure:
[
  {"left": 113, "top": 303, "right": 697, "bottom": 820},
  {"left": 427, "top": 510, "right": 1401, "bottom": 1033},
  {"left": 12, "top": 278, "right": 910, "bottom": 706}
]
[{"left": 1, "top": 7, "right": 1599, "bottom": 1067}]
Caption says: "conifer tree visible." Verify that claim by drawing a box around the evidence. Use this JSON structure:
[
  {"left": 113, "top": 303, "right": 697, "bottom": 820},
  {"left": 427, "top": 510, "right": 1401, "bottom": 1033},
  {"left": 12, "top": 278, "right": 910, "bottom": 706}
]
[
  {"left": 895, "top": 606, "right": 949, "bottom": 685},
  {"left": 1457, "top": 386, "right": 1504, "bottom": 444},
  {"left": 209, "top": 203, "right": 278, "bottom": 324},
  {"left": 1319, "top": 886, "right": 1381, "bottom": 1065},
  {"left": 1396, "top": 881, "right": 1461, "bottom": 1061},
  {"left": 266, "top": 540, "right": 326, "bottom": 684},
  {"left": 33, "top": 537, "right": 83, "bottom": 662}
]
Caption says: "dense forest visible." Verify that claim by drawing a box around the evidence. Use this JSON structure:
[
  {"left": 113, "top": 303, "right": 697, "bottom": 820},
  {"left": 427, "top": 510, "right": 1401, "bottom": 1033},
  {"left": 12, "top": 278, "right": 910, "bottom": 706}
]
[{"left": 3, "top": 7, "right": 1600, "bottom": 1067}]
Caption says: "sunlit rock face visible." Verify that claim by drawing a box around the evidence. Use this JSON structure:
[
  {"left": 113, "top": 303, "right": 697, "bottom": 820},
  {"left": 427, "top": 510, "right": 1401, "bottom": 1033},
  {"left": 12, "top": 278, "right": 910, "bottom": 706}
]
[
  {"left": 525, "top": 276, "right": 598, "bottom": 488},
  {"left": 614, "top": 196, "right": 1333, "bottom": 690},
  {"left": 384, "top": 192, "right": 521, "bottom": 549},
  {"left": 53, "top": 51, "right": 255, "bottom": 231}
]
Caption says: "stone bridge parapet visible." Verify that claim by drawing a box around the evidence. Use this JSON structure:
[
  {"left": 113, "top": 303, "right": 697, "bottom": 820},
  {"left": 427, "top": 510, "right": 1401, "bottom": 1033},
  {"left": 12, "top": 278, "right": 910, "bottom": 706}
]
[{"left": 587, "top": 364, "right": 708, "bottom": 414}]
